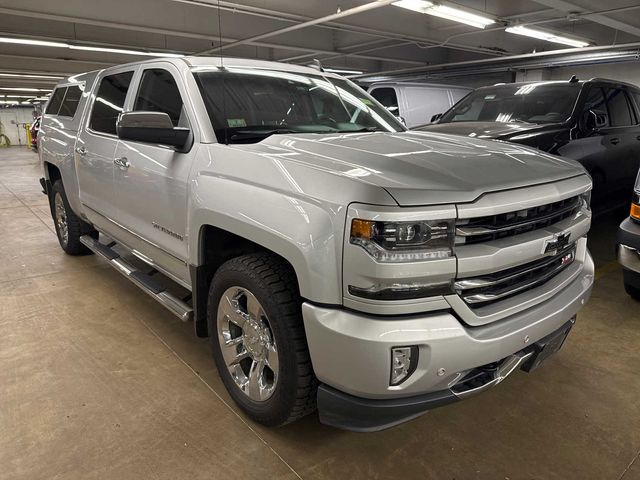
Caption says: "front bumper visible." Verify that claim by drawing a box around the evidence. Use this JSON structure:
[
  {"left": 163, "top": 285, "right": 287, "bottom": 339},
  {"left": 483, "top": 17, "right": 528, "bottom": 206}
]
[
  {"left": 618, "top": 218, "right": 640, "bottom": 274},
  {"left": 302, "top": 251, "right": 594, "bottom": 431}
]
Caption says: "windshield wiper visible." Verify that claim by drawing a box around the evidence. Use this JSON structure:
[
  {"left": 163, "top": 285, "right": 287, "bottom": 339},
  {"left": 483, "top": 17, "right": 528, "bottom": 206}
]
[
  {"left": 229, "top": 128, "right": 299, "bottom": 142},
  {"left": 336, "top": 126, "right": 384, "bottom": 133}
]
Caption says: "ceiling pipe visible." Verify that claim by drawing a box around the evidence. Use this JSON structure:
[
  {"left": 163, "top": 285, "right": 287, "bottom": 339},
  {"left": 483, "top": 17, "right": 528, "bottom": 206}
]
[
  {"left": 177, "top": 0, "right": 504, "bottom": 58},
  {"left": 324, "top": 3, "right": 640, "bottom": 66},
  {"left": 196, "top": 0, "right": 398, "bottom": 55},
  {"left": 353, "top": 41, "right": 640, "bottom": 80}
]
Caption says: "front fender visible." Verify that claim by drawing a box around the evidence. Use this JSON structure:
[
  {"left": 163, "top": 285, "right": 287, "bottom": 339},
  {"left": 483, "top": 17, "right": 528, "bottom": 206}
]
[{"left": 189, "top": 174, "right": 346, "bottom": 304}]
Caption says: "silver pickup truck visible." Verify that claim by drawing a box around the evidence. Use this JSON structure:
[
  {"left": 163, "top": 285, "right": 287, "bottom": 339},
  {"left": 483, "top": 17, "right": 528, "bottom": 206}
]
[{"left": 39, "top": 57, "right": 594, "bottom": 431}]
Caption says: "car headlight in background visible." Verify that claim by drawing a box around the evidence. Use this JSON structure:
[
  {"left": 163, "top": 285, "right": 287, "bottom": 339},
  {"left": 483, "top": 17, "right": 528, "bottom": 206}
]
[
  {"left": 350, "top": 218, "right": 454, "bottom": 262},
  {"left": 631, "top": 191, "right": 640, "bottom": 223}
]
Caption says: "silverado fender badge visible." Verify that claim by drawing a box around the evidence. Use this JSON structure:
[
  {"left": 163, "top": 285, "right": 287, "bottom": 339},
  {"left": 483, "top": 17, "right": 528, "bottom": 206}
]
[
  {"left": 152, "top": 222, "right": 184, "bottom": 241},
  {"left": 543, "top": 232, "right": 570, "bottom": 255}
]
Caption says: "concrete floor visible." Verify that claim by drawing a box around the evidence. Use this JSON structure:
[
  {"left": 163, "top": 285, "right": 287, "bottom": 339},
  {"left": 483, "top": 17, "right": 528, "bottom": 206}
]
[{"left": 1, "top": 146, "right": 639, "bottom": 480}]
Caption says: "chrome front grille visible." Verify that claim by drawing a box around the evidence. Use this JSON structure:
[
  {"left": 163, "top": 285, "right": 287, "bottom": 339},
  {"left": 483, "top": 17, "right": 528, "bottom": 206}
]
[
  {"left": 456, "top": 195, "right": 582, "bottom": 245},
  {"left": 454, "top": 245, "right": 576, "bottom": 307}
]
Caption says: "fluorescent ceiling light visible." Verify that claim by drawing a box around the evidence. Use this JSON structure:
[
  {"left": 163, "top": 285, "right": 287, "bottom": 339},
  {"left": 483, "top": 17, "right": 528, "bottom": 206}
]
[
  {"left": 0, "top": 87, "right": 52, "bottom": 92},
  {"left": 505, "top": 26, "right": 589, "bottom": 48},
  {"left": 324, "top": 68, "right": 364, "bottom": 75},
  {"left": 68, "top": 45, "right": 184, "bottom": 58},
  {"left": 0, "top": 72, "right": 63, "bottom": 80},
  {"left": 0, "top": 36, "right": 184, "bottom": 58},
  {"left": 0, "top": 37, "right": 67, "bottom": 48},
  {"left": 393, "top": 1, "right": 495, "bottom": 28}
]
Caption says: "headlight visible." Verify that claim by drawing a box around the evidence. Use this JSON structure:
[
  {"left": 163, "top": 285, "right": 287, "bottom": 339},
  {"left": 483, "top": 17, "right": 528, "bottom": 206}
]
[
  {"left": 581, "top": 190, "right": 592, "bottom": 210},
  {"left": 350, "top": 218, "right": 454, "bottom": 262}
]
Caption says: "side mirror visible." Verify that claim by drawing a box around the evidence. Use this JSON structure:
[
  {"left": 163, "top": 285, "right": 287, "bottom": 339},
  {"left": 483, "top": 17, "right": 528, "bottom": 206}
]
[
  {"left": 430, "top": 113, "right": 443, "bottom": 123},
  {"left": 584, "top": 109, "right": 608, "bottom": 133},
  {"left": 117, "top": 111, "right": 190, "bottom": 150}
]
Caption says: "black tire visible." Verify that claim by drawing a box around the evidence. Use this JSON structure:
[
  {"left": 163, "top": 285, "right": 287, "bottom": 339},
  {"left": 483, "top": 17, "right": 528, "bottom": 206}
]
[
  {"left": 50, "top": 179, "right": 97, "bottom": 255},
  {"left": 207, "top": 253, "right": 317, "bottom": 426},
  {"left": 624, "top": 282, "right": 640, "bottom": 301},
  {"left": 623, "top": 269, "right": 640, "bottom": 301}
]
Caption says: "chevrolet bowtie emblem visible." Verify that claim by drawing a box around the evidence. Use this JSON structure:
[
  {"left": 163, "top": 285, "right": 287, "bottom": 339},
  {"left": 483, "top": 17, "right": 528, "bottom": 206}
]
[{"left": 544, "top": 232, "right": 570, "bottom": 255}]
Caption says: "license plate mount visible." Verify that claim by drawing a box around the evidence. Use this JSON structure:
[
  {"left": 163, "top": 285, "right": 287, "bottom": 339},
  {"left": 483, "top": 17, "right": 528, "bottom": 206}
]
[{"left": 521, "top": 317, "right": 575, "bottom": 373}]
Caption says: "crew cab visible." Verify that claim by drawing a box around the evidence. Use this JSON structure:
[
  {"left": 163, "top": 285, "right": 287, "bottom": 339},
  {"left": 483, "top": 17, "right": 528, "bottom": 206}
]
[
  {"left": 39, "top": 57, "right": 594, "bottom": 431},
  {"left": 418, "top": 78, "right": 640, "bottom": 210}
]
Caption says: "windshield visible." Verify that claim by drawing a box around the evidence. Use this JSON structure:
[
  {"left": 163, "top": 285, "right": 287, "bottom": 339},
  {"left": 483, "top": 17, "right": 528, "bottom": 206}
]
[
  {"left": 193, "top": 67, "right": 405, "bottom": 144},
  {"left": 439, "top": 83, "right": 582, "bottom": 125}
]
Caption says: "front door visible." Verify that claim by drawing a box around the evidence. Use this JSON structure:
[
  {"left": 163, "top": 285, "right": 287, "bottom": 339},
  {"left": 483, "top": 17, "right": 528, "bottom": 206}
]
[
  {"left": 112, "top": 64, "right": 195, "bottom": 284},
  {"left": 76, "top": 67, "right": 136, "bottom": 229}
]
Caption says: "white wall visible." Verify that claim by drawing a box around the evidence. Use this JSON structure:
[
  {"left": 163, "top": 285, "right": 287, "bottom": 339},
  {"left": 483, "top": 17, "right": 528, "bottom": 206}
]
[{"left": 0, "top": 107, "right": 38, "bottom": 146}]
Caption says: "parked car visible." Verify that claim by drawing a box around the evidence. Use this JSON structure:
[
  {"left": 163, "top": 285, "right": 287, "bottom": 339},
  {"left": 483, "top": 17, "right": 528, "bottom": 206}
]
[
  {"left": 30, "top": 116, "right": 41, "bottom": 151},
  {"left": 39, "top": 57, "right": 593, "bottom": 432},
  {"left": 617, "top": 170, "right": 640, "bottom": 300},
  {"left": 368, "top": 82, "right": 471, "bottom": 128},
  {"left": 418, "top": 78, "right": 640, "bottom": 210}
]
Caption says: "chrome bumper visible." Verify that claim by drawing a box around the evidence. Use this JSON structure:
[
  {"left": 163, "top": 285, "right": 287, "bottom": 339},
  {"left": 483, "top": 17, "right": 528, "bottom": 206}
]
[
  {"left": 316, "top": 319, "right": 575, "bottom": 431},
  {"left": 618, "top": 244, "right": 640, "bottom": 274},
  {"left": 303, "top": 251, "right": 594, "bottom": 403}
]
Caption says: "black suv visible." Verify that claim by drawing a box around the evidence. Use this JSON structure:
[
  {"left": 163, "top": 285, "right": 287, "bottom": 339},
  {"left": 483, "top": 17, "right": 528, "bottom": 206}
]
[{"left": 418, "top": 78, "right": 640, "bottom": 209}]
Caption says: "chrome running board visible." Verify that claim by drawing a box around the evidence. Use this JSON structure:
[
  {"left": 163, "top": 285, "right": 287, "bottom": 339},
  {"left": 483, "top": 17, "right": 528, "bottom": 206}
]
[{"left": 80, "top": 235, "right": 193, "bottom": 322}]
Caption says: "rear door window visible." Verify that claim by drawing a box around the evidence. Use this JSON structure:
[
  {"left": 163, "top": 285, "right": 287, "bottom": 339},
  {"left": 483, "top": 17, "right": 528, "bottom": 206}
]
[
  {"left": 58, "top": 85, "right": 83, "bottom": 118},
  {"left": 45, "top": 87, "right": 66, "bottom": 115},
  {"left": 604, "top": 88, "right": 634, "bottom": 127},
  {"left": 89, "top": 71, "right": 134, "bottom": 135},
  {"left": 134, "top": 69, "right": 185, "bottom": 127},
  {"left": 370, "top": 87, "right": 399, "bottom": 115}
]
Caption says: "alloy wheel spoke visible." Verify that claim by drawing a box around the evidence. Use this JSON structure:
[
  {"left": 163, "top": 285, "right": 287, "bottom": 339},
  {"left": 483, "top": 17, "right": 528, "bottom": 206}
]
[
  {"left": 265, "top": 343, "right": 279, "bottom": 373},
  {"left": 220, "top": 336, "right": 246, "bottom": 366},
  {"left": 220, "top": 294, "right": 247, "bottom": 328},
  {"left": 246, "top": 294, "right": 263, "bottom": 321},
  {"left": 248, "top": 359, "right": 265, "bottom": 400}
]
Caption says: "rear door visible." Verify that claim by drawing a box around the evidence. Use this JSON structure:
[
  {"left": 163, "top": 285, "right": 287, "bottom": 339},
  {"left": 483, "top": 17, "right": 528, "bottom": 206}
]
[
  {"left": 76, "top": 66, "right": 137, "bottom": 228},
  {"left": 111, "top": 63, "right": 195, "bottom": 284}
]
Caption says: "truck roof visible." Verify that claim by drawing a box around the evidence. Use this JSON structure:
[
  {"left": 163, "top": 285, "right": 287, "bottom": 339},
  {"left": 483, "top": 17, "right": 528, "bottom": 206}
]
[{"left": 58, "top": 56, "right": 343, "bottom": 85}]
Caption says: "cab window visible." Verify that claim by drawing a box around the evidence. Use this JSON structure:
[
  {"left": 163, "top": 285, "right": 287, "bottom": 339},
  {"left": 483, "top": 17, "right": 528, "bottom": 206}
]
[
  {"left": 45, "top": 87, "right": 66, "bottom": 115},
  {"left": 134, "top": 69, "right": 185, "bottom": 127},
  {"left": 58, "top": 85, "right": 83, "bottom": 118},
  {"left": 90, "top": 71, "right": 134, "bottom": 135}
]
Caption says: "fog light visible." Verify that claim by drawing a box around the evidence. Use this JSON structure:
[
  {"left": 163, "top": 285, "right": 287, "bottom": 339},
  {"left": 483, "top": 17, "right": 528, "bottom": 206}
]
[{"left": 390, "top": 346, "right": 418, "bottom": 386}]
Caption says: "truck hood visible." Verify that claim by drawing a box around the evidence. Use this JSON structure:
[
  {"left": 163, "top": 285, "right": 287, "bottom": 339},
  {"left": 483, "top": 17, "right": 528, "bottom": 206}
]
[
  {"left": 417, "top": 121, "right": 556, "bottom": 140},
  {"left": 245, "top": 131, "right": 586, "bottom": 206}
]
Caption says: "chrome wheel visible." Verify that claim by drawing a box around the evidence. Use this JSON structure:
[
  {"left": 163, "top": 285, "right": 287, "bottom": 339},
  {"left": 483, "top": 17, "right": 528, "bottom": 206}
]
[
  {"left": 216, "top": 286, "right": 279, "bottom": 402},
  {"left": 54, "top": 192, "right": 69, "bottom": 247}
]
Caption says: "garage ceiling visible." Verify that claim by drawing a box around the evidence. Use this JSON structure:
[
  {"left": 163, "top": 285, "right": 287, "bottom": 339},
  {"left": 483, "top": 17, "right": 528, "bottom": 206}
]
[{"left": 1, "top": 0, "right": 640, "bottom": 102}]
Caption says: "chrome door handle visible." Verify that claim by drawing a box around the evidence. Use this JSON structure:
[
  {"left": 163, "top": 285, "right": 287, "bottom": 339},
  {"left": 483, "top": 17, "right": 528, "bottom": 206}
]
[
  {"left": 610, "top": 137, "right": 620, "bottom": 145},
  {"left": 75, "top": 146, "right": 87, "bottom": 156},
  {"left": 114, "top": 156, "right": 130, "bottom": 168}
]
